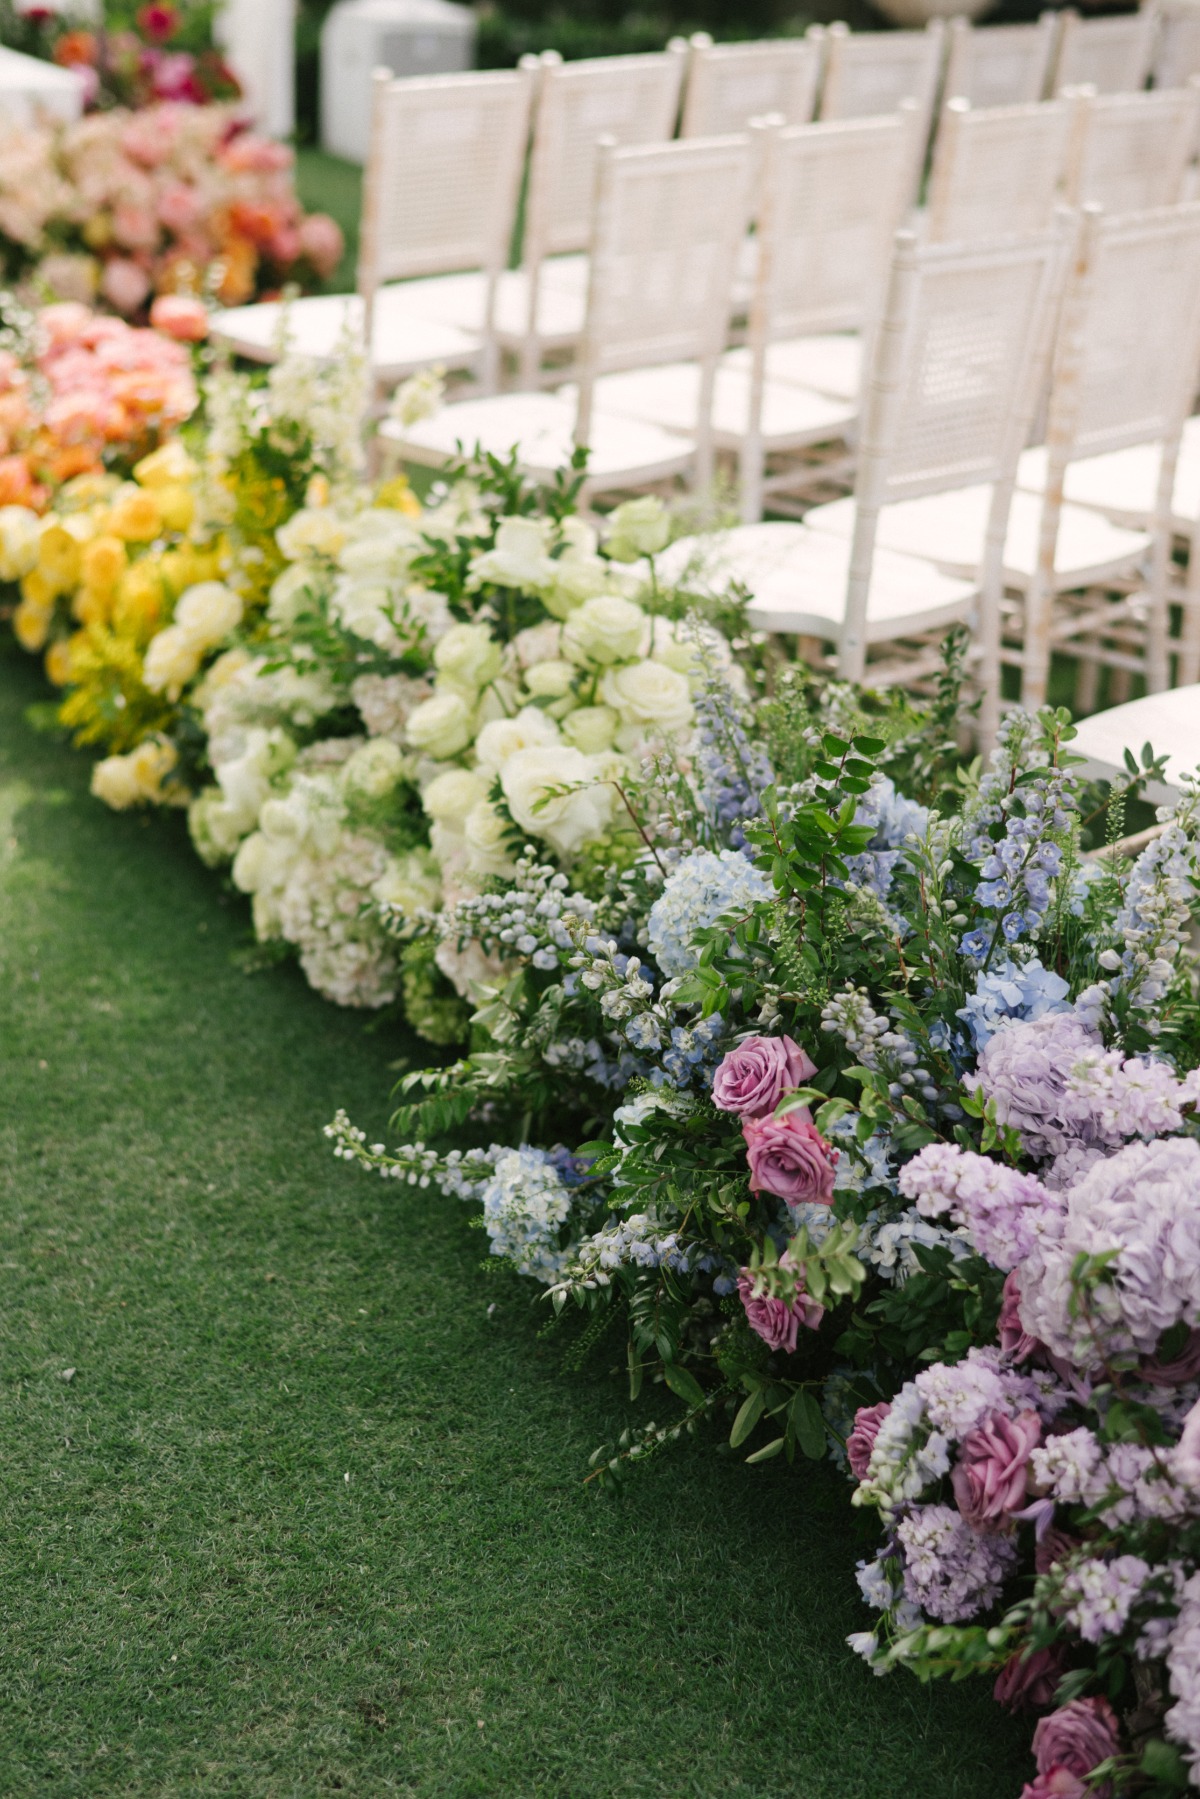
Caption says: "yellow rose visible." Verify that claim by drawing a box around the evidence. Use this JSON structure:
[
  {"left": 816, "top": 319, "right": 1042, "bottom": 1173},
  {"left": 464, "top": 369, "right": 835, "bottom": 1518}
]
[
  {"left": 44, "top": 638, "right": 73, "bottom": 686},
  {"left": 80, "top": 534, "right": 127, "bottom": 595},
  {"left": 108, "top": 487, "right": 163, "bottom": 543},
  {"left": 0, "top": 505, "right": 42, "bottom": 581},
  {"left": 154, "top": 484, "right": 195, "bottom": 534},
  {"left": 12, "top": 597, "right": 51, "bottom": 652},
  {"left": 113, "top": 562, "right": 165, "bottom": 636},
  {"left": 38, "top": 522, "right": 83, "bottom": 591},
  {"left": 127, "top": 738, "right": 178, "bottom": 797},
  {"left": 20, "top": 567, "right": 58, "bottom": 610},
  {"left": 133, "top": 442, "right": 197, "bottom": 489},
  {"left": 72, "top": 587, "right": 112, "bottom": 627}
]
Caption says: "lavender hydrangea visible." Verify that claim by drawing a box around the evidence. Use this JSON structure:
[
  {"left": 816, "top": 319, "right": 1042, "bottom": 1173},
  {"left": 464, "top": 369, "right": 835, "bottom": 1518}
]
[{"left": 899, "top": 1143, "right": 1062, "bottom": 1271}]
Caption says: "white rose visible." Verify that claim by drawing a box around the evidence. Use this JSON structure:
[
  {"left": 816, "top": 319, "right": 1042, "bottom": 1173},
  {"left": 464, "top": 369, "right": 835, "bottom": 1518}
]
[
  {"left": 462, "top": 800, "right": 517, "bottom": 880},
  {"left": 91, "top": 753, "right": 143, "bottom": 810},
  {"left": 646, "top": 616, "right": 700, "bottom": 675},
  {"left": 268, "top": 562, "right": 320, "bottom": 630},
  {"left": 600, "top": 661, "right": 693, "bottom": 735},
  {"left": 433, "top": 622, "right": 502, "bottom": 692},
  {"left": 231, "top": 830, "right": 272, "bottom": 893},
  {"left": 604, "top": 495, "right": 670, "bottom": 561},
  {"left": 142, "top": 624, "right": 202, "bottom": 699},
  {"left": 562, "top": 705, "right": 618, "bottom": 754},
  {"left": 216, "top": 728, "right": 293, "bottom": 831},
  {"left": 563, "top": 594, "right": 646, "bottom": 667},
  {"left": 276, "top": 507, "right": 346, "bottom": 561},
  {"left": 421, "top": 767, "right": 491, "bottom": 830},
  {"left": 370, "top": 848, "right": 441, "bottom": 921},
  {"left": 523, "top": 659, "right": 576, "bottom": 700},
  {"left": 429, "top": 819, "right": 469, "bottom": 881},
  {"left": 499, "top": 745, "right": 614, "bottom": 859},
  {"left": 406, "top": 690, "right": 474, "bottom": 759},
  {"left": 329, "top": 575, "right": 400, "bottom": 650},
  {"left": 188, "top": 787, "right": 246, "bottom": 864},
  {"left": 174, "top": 581, "right": 243, "bottom": 649},
  {"left": 0, "top": 505, "right": 42, "bottom": 581},
  {"left": 126, "top": 739, "right": 178, "bottom": 799},
  {"left": 342, "top": 737, "right": 406, "bottom": 801},
  {"left": 474, "top": 705, "right": 560, "bottom": 772},
  {"left": 511, "top": 621, "right": 565, "bottom": 668},
  {"left": 466, "top": 514, "right": 555, "bottom": 592}
]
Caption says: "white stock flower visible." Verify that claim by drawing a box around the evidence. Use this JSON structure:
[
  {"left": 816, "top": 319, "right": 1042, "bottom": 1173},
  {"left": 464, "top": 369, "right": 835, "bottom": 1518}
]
[
  {"left": 406, "top": 691, "right": 474, "bottom": 759},
  {"left": 0, "top": 505, "right": 42, "bottom": 581},
  {"left": 421, "top": 767, "right": 491, "bottom": 830},
  {"left": 432, "top": 622, "right": 502, "bottom": 693},
  {"left": 173, "top": 581, "right": 243, "bottom": 649},
  {"left": 600, "top": 660, "right": 693, "bottom": 735},
  {"left": 463, "top": 801, "right": 518, "bottom": 880},
  {"left": 499, "top": 745, "right": 613, "bottom": 858},
  {"left": 474, "top": 705, "right": 561, "bottom": 772},
  {"left": 563, "top": 594, "right": 645, "bottom": 667},
  {"left": 276, "top": 507, "right": 347, "bottom": 562}
]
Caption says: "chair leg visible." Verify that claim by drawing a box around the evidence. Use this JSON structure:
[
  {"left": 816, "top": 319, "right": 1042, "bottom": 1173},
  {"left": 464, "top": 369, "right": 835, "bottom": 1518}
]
[
  {"left": 1021, "top": 573, "right": 1053, "bottom": 712},
  {"left": 1145, "top": 523, "right": 1172, "bottom": 695},
  {"left": 1074, "top": 642, "right": 1101, "bottom": 715},
  {"left": 1179, "top": 525, "right": 1200, "bottom": 687},
  {"left": 739, "top": 435, "right": 764, "bottom": 525}
]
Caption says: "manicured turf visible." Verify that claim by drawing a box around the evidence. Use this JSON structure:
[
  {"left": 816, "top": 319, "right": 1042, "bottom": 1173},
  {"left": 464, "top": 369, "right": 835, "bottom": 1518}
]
[
  {"left": 0, "top": 639, "right": 1032, "bottom": 1796},
  {"left": 296, "top": 147, "right": 362, "bottom": 292}
]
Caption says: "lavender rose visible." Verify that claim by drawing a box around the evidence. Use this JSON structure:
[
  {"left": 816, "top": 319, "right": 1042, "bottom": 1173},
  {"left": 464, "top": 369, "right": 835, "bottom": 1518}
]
[
  {"left": 994, "top": 1643, "right": 1066, "bottom": 1713},
  {"left": 847, "top": 1402, "right": 892, "bottom": 1481},
  {"left": 711, "top": 1034, "right": 817, "bottom": 1120},
  {"left": 1031, "top": 1697, "right": 1119, "bottom": 1793},
  {"left": 1019, "top": 1774, "right": 1087, "bottom": 1799},
  {"left": 742, "top": 1113, "right": 837, "bottom": 1211},
  {"left": 1141, "top": 1326, "right": 1200, "bottom": 1388},
  {"left": 951, "top": 1408, "right": 1041, "bottom": 1530},
  {"left": 736, "top": 1252, "right": 824, "bottom": 1353}
]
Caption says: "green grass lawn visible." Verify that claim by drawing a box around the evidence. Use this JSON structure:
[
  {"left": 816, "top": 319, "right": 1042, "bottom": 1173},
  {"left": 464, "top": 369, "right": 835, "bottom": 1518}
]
[
  {"left": 296, "top": 147, "right": 362, "bottom": 293},
  {"left": 0, "top": 638, "right": 1033, "bottom": 1796}
]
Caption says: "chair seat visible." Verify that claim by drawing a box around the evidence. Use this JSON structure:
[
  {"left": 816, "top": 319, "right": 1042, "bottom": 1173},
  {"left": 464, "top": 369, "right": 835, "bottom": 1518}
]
[
  {"left": 379, "top": 388, "right": 693, "bottom": 485},
  {"left": 722, "top": 333, "right": 863, "bottom": 402},
  {"left": 1016, "top": 424, "right": 1200, "bottom": 530},
  {"left": 392, "top": 256, "right": 590, "bottom": 348},
  {"left": 209, "top": 290, "right": 482, "bottom": 381},
  {"left": 805, "top": 486, "right": 1152, "bottom": 588},
  {"left": 656, "top": 521, "right": 977, "bottom": 639},
  {"left": 590, "top": 361, "right": 856, "bottom": 448},
  {"left": 1070, "top": 684, "right": 1200, "bottom": 798}
]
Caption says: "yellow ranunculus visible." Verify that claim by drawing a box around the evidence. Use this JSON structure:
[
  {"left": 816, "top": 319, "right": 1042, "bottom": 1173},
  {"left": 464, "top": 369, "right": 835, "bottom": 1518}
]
[
  {"left": 112, "top": 562, "right": 165, "bottom": 635},
  {"left": 154, "top": 484, "right": 195, "bottom": 534},
  {"left": 81, "top": 534, "right": 127, "bottom": 595},
  {"left": 20, "top": 566, "right": 58, "bottom": 610},
  {"left": 38, "top": 522, "right": 83, "bottom": 591},
  {"left": 44, "top": 637, "right": 74, "bottom": 686},
  {"left": 374, "top": 475, "right": 422, "bottom": 518},
  {"left": 133, "top": 442, "right": 197, "bottom": 489},
  {"left": 72, "top": 586, "right": 112, "bottom": 627},
  {"left": 12, "top": 597, "right": 52, "bottom": 652},
  {"left": 108, "top": 487, "right": 163, "bottom": 543}
]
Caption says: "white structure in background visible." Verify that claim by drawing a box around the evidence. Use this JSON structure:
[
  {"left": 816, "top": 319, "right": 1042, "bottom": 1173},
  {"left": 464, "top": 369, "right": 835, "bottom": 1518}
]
[
  {"left": 217, "top": 0, "right": 297, "bottom": 138},
  {"left": 320, "top": 0, "right": 475, "bottom": 162},
  {"left": 0, "top": 44, "right": 85, "bottom": 126}
]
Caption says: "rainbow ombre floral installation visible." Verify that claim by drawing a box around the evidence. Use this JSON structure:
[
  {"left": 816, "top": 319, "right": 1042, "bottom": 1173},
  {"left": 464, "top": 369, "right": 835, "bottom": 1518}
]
[{"left": 5, "top": 303, "right": 1200, "bottom": 1799}]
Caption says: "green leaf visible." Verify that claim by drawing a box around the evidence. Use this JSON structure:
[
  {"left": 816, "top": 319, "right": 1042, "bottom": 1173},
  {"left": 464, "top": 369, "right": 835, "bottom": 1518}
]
[
  {"left": 574, "top": 1139, "right": 613, "bottom": 1159},
  {"left": 790, "top": 1389, "right": 826, "bottom": 1459},
  {"left": 1139, "top": 1739, "right": 1189, "bottom": 1788},
  {"left": 729, "top": 1388, "right": 766, "bottom": 1449},
  {"left": 744, "top": 1436, "right": 786, "bottom": 1464},
  {"left": 852, "top": 736, "right": 886, "bottom": 755},
  {"left": 662, "top": 1362, "right": 707, "bottom": 1411},
  {"left": 627, "top": 1339, "right": 643, "bottom": 1403}
]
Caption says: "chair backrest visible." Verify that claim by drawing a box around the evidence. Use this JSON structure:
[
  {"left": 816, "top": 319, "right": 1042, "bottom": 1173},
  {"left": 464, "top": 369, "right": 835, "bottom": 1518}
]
[
  {"left": 522, "top": 50, "right": 688, "bottom": 267},
  {"left": 1053, "top": 7, "right": 1158, "bottom": 94},
  {"left": 750, "top": 109, "right": 920, "bottom": 347},
  {"left": 1064, "top": 84, "right": 1200, "bottom": 212},
  {"left": 818, "top": 20, "right": 945, "bottom": 158},
  {"left": 1154, "top": 1, "right": 1200, "bottom": 87},
  {"left": 942, "top": 14, "right": 1060, "bottom": 108},
  {"left": 926, "top": 98, "right": 1075, "bottom": 242},
  {"left": 1045, "top": 200, "right": 1200, "bottom": 464},
  {"left": 357, "top": 67, "right": 534, "bottom": 296},
  {"left": 679, "top": 31, "right": 821, "bottom": 136},
  {"left": 575, "top": 134, "right": 753, "bottom": 447}
]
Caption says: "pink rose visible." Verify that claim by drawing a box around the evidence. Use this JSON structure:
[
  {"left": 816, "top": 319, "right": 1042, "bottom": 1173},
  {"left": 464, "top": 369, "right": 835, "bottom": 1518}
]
[
  {"left": 157, "top": 182, "right": 201, "bottom": 235},
  {"left": 998, "top": 1269, "right": 1041, "bottom": 1362},
  {"left": 112, "top": 201, "right": 160, "bottom": 253},
  {"left": 736, "top": 1251, "right": 824, "bottom": 1354},
  {"left": 847, "top": 1402, "right": 891, "bottom": 1481},
  {"left": 1032, "top": 1698, "right": 1120, "bottom": 1793},
  {"left": 742, "top": 1113, "right": 837, "bottom": 1211},
  {"left": 1019, "top": 1774, "right": 1087, "bottom": 1799},
  {"left": 99, "top": 258, "right": 151, "bottom": 317},
  {"left": 149, "top": 295, "right": 208, "bottom": 342},
  {"left": 951, "top": 1409, "right": 1041, "bottom": 1530},
  {"left": 712, "top": 1034, "right": 818, "bottom": 1120},
  {"left": 993, "top": 1643, "right": 1066, "bottom": 1713},
  {"left": 299, "top": 211, "right": 345, "bottom": 279}
]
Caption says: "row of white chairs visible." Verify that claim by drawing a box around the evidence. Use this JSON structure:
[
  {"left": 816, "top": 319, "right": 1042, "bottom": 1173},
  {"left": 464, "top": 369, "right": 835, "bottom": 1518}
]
[
  {"left": 372, "top": 117, "right": 1200, "bottom": 751},
  {"left": 212, "top": 51, "right": 1200, "bottom": 399}
]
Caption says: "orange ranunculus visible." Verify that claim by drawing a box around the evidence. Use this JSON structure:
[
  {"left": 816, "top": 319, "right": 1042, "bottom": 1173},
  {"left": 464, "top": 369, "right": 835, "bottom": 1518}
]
[
  {"left": 0, "top": 455, "right": 45, "bottom": 511},
  {"left": 214, "top": 238, "right": 257, "bottom": 307},
  {"left": 43, "top": 444, "right": 101, "bottom": 485},
  {"left": 149, "top": 294, "right": 208, "bottom": 343},
  {"left": 53, "top": 30, "right": 98, "bottom": 67}
]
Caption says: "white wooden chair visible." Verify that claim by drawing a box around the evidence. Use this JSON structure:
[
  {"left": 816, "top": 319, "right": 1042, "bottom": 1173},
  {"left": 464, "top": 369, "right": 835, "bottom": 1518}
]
[
  {"left": 678, "top": 30, "right": 822, "bottom": 135},
  {"left": 1053, "top": 7, "right": 1159, "bottom": 94},
  {"left": 942, "top": 15, "right": 1060, "bottom": 109},
  {"left": 1154, "top": 1, "right": 1200, "bottom": 88},
  {"left": 818, "top": 20, "right": 945, "bottom": 178},
  {"left": 925, "top": 97, "right": 1075, "bottom": 242},
  {"left": 1070, "top": 683, "right": 1200, "bottom": 798},
  {"left": 398, "top": 49, "right": 688, "bottom": 389},
  {"left": 379, "top": 135, "right": 754, "bottom": 503},
  {"left": 659, "top": 224, "right": 1071, "bottom": 744},
  {"left": 1009, "top": 202, "right": 1200, "bottom": 705},
  {"left": 1064, "top": 83, "right": 1200, "bottom": 212},
  {"left": 209, "top": 67, "right": 534, "bottom": 391},
  {"left": 592, "top": 110, "right": 921, "bottom": 520}
]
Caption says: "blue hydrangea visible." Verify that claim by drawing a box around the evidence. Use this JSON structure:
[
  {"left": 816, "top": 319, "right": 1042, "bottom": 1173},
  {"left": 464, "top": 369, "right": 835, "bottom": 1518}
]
[
  {"left": 478, "top": 1146, "right": 576, "bottom": 1282},
  {"left": 645, "top": 848, "right": 773, "bottom": 978},
  {"left": 845, "top": 776, "right": 930, "bottom": 905},
  {"left": 956, "top": 956, "right": 1071, "bottom": 1052}
]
